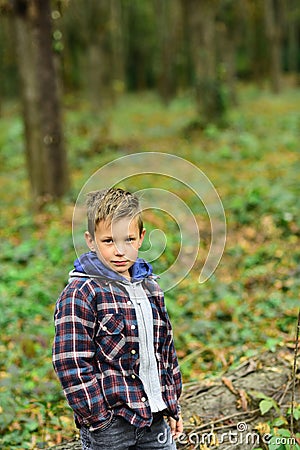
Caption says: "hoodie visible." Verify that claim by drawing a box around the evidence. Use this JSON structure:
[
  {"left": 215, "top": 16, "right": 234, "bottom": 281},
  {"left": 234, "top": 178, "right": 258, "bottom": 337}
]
[{"left": 72, "top": 251, "right": 153, "bottom": 282}]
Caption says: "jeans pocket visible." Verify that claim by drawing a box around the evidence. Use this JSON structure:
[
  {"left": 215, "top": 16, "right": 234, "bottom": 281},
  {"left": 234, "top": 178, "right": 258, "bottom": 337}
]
[{"left": 91, "top": 415, "right": 118, "bottom": 434}]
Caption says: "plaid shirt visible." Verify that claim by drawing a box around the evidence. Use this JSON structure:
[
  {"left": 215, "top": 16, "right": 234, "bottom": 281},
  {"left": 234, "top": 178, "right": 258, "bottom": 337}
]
[{"left": 52, "top": 273, "right": 182, "bottom": 430}]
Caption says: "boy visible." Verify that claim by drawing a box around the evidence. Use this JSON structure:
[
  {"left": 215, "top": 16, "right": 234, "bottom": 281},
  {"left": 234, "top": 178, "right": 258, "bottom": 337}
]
[{"left": 52, "top": 188, "right": 183, "bottom": 450}]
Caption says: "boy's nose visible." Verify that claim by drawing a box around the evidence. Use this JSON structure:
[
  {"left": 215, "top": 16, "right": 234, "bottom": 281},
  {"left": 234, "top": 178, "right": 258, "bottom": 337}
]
[{"left": 114, "top": 244, "right": 125, "bottom": 256}]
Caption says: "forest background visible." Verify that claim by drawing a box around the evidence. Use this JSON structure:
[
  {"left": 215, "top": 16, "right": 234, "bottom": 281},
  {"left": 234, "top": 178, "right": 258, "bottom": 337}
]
[{"left": 0, "top": 0, "right": 300, "bottom": 449}]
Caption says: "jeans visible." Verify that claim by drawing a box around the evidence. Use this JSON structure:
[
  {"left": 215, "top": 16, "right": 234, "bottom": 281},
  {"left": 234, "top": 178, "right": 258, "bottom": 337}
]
[{"left": 80, "top": 414, "right": 177, "bottom": 450}]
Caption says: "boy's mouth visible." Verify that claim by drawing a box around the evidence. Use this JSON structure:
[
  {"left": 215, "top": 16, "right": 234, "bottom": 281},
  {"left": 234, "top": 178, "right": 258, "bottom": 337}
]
[{"left": 111, "top": 260, "right": 128, "bottom": 266}]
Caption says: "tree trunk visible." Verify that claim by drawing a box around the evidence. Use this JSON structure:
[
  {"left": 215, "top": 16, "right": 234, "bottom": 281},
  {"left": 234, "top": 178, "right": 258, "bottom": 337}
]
[
  {"left": 286, "top": 0, "right": 299, "bottom": 75},
  {"left": 216, "top": 1, "right": 242, "bottom": 106},
  {"left": 217, "top": 22, "right": 237, "bottom": 106},
  {"left": 81, "top": 0, "right": 113, "bottom": 110},
  {"left": 14, "top": 0, "right": 68, "bottom": 206},
  {"left": 186, "top": 0, "right": 225, "bottom": 126},
  {"left": 85, "top": 41, "right": 111, "bottom": 110},
  {"left": 264, "top": 0, "right": 283, "bottom": 93},
  {"left": 156, "top": 0, "right": 177, "bottom": 104},
  {"left": 179, "top": 0, "right": 194, "bottom": 89},
  {"left": 251, "top": 3, "right": 269, "bottom": 87},
  {"left": 110, "top": 0, "right": 126, "bottom": 97}
]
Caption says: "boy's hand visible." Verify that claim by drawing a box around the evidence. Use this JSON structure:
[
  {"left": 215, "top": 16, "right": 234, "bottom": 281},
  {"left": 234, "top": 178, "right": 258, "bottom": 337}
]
[{"left": 168, "top": 414, "right": 183, "bottom": 439}]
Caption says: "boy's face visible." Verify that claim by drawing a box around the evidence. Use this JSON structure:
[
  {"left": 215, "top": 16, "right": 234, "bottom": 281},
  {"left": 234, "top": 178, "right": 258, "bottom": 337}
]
[{"left": 85, "top": 217, "right": 145, "bottom": 279}]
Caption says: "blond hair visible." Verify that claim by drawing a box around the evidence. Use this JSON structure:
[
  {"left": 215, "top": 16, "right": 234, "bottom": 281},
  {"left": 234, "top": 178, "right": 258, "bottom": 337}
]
[{"left": 86, "top": 188, "right": 143, "bottom": 238}]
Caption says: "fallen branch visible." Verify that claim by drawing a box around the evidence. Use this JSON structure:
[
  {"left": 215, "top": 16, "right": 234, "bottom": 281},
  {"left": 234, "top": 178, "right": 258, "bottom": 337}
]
[{"left": 290, "top": 308, "right": 300, "bottom": 437}]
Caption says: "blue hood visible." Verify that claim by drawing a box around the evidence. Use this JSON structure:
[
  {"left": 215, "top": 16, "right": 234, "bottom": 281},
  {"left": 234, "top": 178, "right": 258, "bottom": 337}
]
[{"left": 73, "top": 251, "right": 153, "bottom": 282}]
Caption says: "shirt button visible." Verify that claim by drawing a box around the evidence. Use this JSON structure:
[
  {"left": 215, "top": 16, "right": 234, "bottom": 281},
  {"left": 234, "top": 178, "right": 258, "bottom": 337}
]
[
  {"left": 131, "top": 325, "right": 136, "bottom": 330},
  {"left": 102, "top": 326, "right": 107, "bottom": 331},
  {"left": 141, "top": 397, "right": 147, "bottom": 402},
  {"left": 131, "top": 349, "right": 136, "bottom": 355},
  {"left": 127, "top": 301, "right": 132, "bottom": 305},
  {"left": 131, "top": 374, "right": 136, "bottom": 379}
]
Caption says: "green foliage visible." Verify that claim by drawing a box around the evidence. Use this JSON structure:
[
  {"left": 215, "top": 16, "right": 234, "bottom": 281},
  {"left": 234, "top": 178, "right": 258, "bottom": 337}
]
[
  {"left": 1, "top": 85, "right": 300, "bottom": 447},
  {"left": 265, "top": 426, "right": 300, "bottom": 450},
  {"left": 251, "top": 391, "right": 281, "bottom": 416},
  {"left": 252, "top": 395, "right": 300, "bottom": 450}
]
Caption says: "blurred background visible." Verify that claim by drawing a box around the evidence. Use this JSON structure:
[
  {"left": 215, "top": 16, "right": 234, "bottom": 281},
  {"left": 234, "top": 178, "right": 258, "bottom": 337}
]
[{"left": 0, "top": 0, "right": 300, "bottom": 448}]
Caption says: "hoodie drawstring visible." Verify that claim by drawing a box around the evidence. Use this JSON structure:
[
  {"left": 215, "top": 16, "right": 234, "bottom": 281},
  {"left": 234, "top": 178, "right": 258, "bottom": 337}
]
[{"left": 109, "top": 282, "right": 119, "bottom": 313}]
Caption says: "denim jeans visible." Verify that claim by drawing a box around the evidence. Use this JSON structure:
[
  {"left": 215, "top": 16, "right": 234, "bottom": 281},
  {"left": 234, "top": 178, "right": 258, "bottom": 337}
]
[{"left": 80, "top": 414, "right": 177, "bottom": 450}]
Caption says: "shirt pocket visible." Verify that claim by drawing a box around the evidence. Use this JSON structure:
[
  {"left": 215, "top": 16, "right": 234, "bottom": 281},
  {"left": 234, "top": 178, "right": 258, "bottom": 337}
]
[{"left": 96, "top": 314, "right": 126, "bottom": 360}]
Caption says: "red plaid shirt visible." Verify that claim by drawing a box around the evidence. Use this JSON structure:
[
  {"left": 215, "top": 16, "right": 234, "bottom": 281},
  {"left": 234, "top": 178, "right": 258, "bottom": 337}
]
[{"left": 52, "top": 273, "right": 182, "bottom": 430}]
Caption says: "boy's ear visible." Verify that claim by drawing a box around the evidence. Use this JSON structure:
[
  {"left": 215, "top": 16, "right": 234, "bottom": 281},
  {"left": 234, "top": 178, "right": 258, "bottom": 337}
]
[
  {"left": 138, "top": 228, "right": 146, "bottom": 248},
  {"left": 84, "top": 231, "right": 96, "bottom": 251}
]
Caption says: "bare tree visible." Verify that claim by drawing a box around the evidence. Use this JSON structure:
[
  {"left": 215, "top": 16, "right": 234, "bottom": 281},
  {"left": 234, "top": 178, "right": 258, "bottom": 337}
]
[{"left": 14, "top": 0, "right": 68, "bottom": 206}]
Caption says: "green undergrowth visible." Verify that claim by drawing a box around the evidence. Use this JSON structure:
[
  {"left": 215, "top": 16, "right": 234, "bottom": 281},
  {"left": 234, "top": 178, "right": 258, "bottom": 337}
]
[{"left": 0, "top": 85, "right": 300, "bottom": 448}]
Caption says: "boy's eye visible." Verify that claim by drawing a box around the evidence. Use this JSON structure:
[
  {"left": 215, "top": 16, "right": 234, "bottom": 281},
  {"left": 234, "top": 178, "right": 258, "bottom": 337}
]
[
  {"left": 126, "top": 237, "right": 135, "bottom": 242},
  {"left": 103, "top": 239, "right": 113, "bottom": 244}
]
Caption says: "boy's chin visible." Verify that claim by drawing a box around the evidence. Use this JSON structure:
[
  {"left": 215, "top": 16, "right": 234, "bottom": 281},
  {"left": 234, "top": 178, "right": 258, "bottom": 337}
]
[
  {"left": 115, "top": 267, "right": 131, "bottom": 279},
  {"left": 109, "top": 262, "right": 131, "bottom": 277}
]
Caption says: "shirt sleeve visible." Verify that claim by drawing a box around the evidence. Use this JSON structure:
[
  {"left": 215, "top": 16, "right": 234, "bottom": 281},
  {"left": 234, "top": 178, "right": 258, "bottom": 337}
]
[
  {"left": 52, "top": 286, "right": 110, "bottom": 429},
  {"left": 170, "top": 337, "right": 182, "bottom": 402}
]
